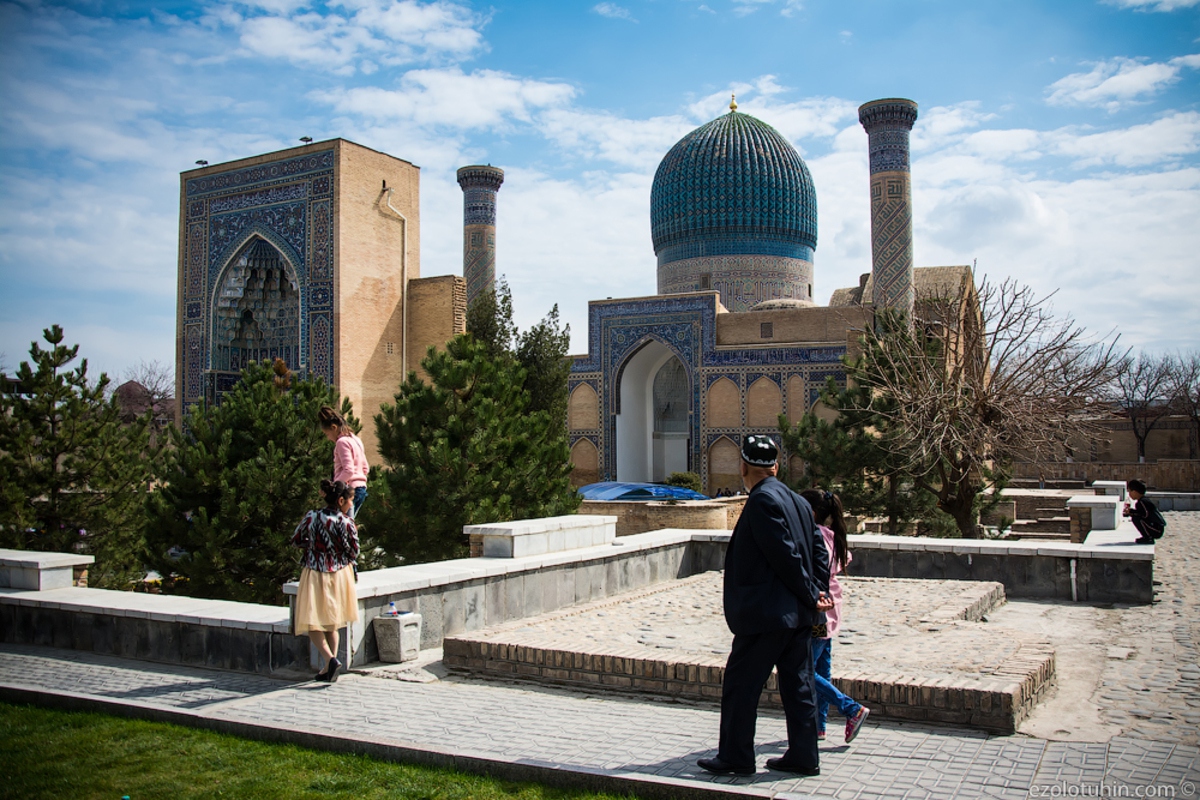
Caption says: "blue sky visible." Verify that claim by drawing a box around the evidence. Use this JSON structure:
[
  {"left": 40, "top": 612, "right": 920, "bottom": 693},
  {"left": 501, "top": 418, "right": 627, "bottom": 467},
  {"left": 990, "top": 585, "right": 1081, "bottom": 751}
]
[{"left": 1, "top": 0, "right": 1198, "bottom": 383}]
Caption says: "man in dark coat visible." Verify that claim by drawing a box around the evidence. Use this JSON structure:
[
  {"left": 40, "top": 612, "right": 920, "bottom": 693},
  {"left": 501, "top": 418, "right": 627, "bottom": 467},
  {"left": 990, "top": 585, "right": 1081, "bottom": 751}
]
[{"left": 698, "top": 435, "right": 832, "bottom": 777}]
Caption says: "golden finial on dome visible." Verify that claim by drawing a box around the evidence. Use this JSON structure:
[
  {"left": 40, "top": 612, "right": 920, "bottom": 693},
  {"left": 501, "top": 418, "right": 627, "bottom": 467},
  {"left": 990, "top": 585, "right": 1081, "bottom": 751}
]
[{"left": 729, "top": 93, "right": 738, "bottom": 112}]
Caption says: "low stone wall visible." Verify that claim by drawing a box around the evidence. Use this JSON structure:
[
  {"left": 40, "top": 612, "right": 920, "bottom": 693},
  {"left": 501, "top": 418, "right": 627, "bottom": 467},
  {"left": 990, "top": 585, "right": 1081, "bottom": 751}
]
[
  {"left": 846, "top": 528, "right": 1154, "bottom": 604},
  {"left": 1151, "top": 493, "right": 1200, "bottom": 511},
  {"left": 576, "top": 498, "right": 745, "bottom": 537},
  {"left": 286, "top": 529, "right": 716, "bottom": 666},
  {"left": 1013, "top": 461, "right": 1200, "bottom": 492},
  {"left": 0, "top": 587, "right": 307, "bottom": 675}
]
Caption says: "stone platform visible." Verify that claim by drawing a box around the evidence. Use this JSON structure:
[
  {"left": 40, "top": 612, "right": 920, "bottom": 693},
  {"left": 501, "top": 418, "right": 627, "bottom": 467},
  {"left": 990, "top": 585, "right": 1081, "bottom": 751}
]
[{"left": 443, "top": 573, "right": 1056, "bottom": 733}]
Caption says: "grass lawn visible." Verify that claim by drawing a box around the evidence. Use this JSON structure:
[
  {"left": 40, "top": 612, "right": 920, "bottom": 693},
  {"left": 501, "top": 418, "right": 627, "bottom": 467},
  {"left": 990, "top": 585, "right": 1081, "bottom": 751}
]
[{"left": 1, "top": 702, "right": 644, "bottom": 800}]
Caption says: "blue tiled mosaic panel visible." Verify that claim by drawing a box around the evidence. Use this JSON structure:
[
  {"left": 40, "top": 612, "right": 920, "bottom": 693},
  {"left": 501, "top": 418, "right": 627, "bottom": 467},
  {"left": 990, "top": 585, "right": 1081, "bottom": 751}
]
[
  {"left": 180, "top": 149, "right": 336, "bottom": 409},
  {"left": 859, "top": 100, "right": 918, "bottom": 176}
]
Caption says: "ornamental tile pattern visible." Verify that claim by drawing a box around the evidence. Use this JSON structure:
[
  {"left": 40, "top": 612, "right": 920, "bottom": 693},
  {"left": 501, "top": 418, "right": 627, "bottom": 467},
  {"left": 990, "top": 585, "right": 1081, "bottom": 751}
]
[
  {"left": 860, "top": 100, "right": 918, "bottom": 316},
  {"left": 650, "top": 111, "right": 817, "bottom": 260},
  {"left": 180, "top": 149, "right": 335, "bottom": 409}
]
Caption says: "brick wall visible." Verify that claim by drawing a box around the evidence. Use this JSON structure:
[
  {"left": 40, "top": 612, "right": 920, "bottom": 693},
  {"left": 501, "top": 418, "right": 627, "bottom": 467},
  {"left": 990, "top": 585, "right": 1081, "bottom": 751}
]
[
  {"left": 442, "top": 632, "right": 1054, "bottom": 733},
  {"left": 576, "top": 498, "right": 745, "bottom": 537},
  {"left": 1013, "top": 461, "right": 1200, "bottom": 492},
  {"left": 715, "top": 305, "right": 871, "bottom": 346},
  {"left": 406, "top": 275, "right": 467, "bottom": 386}
]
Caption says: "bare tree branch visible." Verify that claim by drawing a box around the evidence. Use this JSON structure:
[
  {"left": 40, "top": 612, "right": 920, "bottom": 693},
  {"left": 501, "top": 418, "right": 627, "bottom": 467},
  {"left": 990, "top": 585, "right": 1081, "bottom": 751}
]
[{"left": 848, "top": 274, "right": 1125, "bottom": 535}]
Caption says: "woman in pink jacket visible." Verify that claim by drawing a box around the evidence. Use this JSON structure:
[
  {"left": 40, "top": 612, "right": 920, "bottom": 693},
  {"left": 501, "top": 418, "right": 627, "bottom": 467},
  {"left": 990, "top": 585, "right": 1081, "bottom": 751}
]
[{"left": 318, "top": 406, "right": 369, "bottom": 518}]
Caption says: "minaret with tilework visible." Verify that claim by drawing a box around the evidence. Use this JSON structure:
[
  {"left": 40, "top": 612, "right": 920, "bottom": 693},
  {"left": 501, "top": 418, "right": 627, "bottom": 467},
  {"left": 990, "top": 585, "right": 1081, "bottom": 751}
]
[
  {"left": 859, "top": 98, "right": 918, "bottom": 318},
  {"left": 456, "top": 165, "right": 505, "bottom": 307}
]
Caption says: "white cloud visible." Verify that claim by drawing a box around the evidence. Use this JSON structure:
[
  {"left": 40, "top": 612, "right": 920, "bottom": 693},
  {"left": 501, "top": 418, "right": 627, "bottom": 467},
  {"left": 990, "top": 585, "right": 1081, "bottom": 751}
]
[
  {"left": 685, "top": 77, "right": 858, "bottom": 149},
  {"left": 229, "top": 0, "right": 485, "bottom": 72},
  {"left": 912, "top": 102, "right": 997, "bottom": 151},
  {"left": 540, "top": 110, "right": 695, "bottom": 170},
  {"left": 593, "top": 3, "right": 636, "bottom": 22},
  {"left": 731, "top": 0, "right": 774, "bottom": 17},
  {"left": 1103, "top": 0, "right": 1200, "bottom": 10},
  {"left": 311, "top": 67, "right": 576, "bottom": 129},
  {"left": 1048, "top": 111, "right": 1200, "bottom": 167},
  {"left": 1046, "top": 55, "right": 1200, "bottom": 111}
]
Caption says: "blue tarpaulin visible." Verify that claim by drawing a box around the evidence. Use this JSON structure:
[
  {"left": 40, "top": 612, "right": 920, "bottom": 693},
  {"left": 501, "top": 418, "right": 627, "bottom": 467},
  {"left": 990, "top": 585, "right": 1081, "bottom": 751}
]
[{"left": 578, "top": 482, "right": 709, "bottom": 501}]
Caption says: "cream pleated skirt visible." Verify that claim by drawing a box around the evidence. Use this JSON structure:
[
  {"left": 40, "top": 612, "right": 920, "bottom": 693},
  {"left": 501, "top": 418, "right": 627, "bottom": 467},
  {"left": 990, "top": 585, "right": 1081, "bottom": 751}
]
[{"left": 294, "top": 565, "right": 359, "bottom": 633}]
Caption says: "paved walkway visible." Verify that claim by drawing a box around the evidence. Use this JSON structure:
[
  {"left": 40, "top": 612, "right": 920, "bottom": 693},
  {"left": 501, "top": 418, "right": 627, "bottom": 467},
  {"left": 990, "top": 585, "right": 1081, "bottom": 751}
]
[{"left": 3, "top": 512, "right": 1200, "bottom": 799}]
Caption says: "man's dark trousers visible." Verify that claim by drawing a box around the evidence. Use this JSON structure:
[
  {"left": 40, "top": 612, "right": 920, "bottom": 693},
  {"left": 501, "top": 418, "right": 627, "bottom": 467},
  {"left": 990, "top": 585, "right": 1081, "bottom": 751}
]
[{"left": 718, "top": 626, "right": 818, "bottom": 769}]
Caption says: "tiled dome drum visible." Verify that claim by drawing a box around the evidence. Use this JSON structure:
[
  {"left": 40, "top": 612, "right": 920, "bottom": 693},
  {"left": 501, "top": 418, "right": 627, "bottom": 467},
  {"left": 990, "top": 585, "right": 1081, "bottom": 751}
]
[{"left": 651, "top": 109, "right": 817, "bottom": 311}]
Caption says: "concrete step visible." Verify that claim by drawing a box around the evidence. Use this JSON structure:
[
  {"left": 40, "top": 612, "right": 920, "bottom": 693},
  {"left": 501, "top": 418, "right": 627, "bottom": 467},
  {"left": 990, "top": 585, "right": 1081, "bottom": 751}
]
[
  {"left": 1011, "top": 517, "right": 1071, "bottom": 534},
  {"left": 1007, "top": 530, "right": 1073, "bottom": 541}
]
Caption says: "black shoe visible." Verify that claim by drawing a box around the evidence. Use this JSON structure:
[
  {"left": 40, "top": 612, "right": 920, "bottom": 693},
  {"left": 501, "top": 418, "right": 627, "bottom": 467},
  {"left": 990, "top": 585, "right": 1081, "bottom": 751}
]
[
  {"left": 697, "top": 756, "right": 755, "bottom": 776},
  {"left": 765, "top": 757, "right": 820, "bottom": 776},
  {"left": 317, "top": 657, "right": 341, "bottom": 682},
  {"left": 1134, "top": 537, "right": 1154, "bottom": 545}
]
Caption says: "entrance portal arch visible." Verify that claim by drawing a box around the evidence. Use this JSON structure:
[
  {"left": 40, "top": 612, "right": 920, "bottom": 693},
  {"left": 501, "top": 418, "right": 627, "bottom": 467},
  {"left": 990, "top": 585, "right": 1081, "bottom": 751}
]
[{"left": 615, "top": 339, "right": 690, "bottom": 482}]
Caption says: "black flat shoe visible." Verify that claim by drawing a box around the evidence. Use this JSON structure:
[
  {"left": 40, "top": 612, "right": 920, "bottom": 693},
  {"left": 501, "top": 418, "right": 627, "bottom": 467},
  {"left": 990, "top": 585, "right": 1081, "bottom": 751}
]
[
  {"left": 697, "top": 756, "right": 755, "bottom": 776},
  {"left": 765, "top": 757, "right": 820, "bottom": 776}
]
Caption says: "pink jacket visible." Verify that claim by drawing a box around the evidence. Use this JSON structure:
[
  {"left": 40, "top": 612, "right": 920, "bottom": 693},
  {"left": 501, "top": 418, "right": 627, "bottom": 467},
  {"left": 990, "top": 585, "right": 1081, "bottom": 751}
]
[
  {"left": 334, "top": 433, "right": 369, "bottom": 488},
  {"left": 820, "top": 524, "right": 852, "bottom": 637}
]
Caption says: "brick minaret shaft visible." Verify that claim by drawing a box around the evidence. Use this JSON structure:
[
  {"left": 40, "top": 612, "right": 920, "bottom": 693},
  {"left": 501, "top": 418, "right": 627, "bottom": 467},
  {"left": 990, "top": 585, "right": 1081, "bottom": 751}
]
[
  {"left": 456, "top": 165, "right": 505, "bottom": 308},
  {"left": 859, "top": 98, "right": 918, "bottom": 319}
]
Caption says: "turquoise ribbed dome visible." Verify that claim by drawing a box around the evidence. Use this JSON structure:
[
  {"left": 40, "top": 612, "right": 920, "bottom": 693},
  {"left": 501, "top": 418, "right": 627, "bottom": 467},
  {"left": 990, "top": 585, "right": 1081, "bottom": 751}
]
[{"left": 650, "top": 110, "right": 817, "bottom": 265}]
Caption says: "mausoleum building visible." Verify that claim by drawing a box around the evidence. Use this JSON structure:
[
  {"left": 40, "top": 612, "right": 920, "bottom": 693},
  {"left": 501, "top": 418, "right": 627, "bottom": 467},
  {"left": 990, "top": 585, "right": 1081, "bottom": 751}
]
[{"left": 566, "top": 97, "right": 973, "bottom": 494}]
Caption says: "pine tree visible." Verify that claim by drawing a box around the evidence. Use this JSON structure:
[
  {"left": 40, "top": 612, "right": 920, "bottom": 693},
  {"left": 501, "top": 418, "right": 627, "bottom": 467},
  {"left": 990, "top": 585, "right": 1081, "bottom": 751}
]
[
  {"left": 143, "top": 359, "right": 352, "bottom": 605},
  {"left": 467, "top": 277, "right": 572, "bottom": 429},
  {"left": 369, "top": 334, "right": 579, "bottom": 563},
  {"left": 0, "top": 325, "right": 157, "bottom": 588},
  {"left": 516, "top": 303, "right": 572, "bottom": 431}
]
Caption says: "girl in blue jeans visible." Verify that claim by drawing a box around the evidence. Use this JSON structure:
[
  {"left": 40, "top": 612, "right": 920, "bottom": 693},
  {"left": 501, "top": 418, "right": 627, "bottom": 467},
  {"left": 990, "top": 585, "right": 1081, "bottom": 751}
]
[{"left": 800, "top": 489, "right": 870, "bottom": 744}]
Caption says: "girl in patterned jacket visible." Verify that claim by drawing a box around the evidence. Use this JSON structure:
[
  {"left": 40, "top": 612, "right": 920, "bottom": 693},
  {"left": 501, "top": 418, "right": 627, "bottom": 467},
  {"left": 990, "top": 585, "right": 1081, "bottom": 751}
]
[{"left": 292, "top": 479, "right": 360, "bottom": 682}]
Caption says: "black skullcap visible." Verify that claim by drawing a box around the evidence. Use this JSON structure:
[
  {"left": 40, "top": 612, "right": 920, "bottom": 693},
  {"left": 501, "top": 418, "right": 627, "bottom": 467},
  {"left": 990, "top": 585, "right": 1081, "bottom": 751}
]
[{"left": 741, "top": 435, "right": 778, "bottom": 467}]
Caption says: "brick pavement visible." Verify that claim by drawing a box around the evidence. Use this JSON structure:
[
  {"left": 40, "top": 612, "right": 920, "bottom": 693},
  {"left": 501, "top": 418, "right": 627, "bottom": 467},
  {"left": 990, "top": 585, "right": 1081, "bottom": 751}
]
[{"left": 2, "top": 511, "right": 1199, "bottom": 799}]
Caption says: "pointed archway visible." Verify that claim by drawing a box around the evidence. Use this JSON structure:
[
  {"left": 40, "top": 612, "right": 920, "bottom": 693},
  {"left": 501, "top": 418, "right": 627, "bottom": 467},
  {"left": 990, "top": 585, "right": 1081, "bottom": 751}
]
[
  {"left": 211, "top": 237, "right": 301, "bottom": 372},
  {"left": 615, "top": 339, "right": 690, "bottom": 482}
]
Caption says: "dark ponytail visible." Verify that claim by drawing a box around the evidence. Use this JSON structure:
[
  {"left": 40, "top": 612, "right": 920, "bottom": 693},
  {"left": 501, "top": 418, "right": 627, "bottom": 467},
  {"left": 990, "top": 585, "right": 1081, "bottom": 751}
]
[
  {"left": 318, "top": 406, "right": 351, "bottom": 437},
  {"left": 800, "top": 488, "right": 848, "bottom": 571},
  {"left": 320, "top": 479, "right": 352, "bottom": 509}
]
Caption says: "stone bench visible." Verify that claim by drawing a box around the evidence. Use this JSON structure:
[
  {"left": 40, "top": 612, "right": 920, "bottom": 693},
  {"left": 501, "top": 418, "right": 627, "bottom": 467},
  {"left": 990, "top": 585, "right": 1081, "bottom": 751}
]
[
  {"left": 0, "top": 549, "right": 93, "bottom": 591},
  {"left": 1065, "top": 495, "right": 1121, "bottom": 530},
  {"left": 1091, "top": 481, "right": 1127, "bottom": 500},
  {"left": 465, "top": 514, "right": 617, "bottom": 558}
]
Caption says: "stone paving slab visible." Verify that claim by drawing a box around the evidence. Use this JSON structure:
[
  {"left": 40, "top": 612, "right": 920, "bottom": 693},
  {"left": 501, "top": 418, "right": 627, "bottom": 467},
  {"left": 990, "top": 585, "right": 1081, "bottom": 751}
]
[{"left": 3, "top": 640, "right": 1197, "bottom": 799}]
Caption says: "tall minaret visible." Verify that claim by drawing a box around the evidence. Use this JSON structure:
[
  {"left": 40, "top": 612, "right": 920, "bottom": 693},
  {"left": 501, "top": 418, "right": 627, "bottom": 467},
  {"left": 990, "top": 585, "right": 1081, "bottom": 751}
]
[
  {"left": 456, "top": 165, "right": 505, "bottom": 307},
  {"left": 858, "top": 98, "right": 918, "bottom": 318}
]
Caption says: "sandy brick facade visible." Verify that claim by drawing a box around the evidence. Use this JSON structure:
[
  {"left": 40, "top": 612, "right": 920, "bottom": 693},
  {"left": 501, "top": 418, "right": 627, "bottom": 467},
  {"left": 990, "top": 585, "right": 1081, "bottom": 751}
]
[
  {"left": 405, "top": 275, "right": 467, "bottom": 386},
  {"left": 332, "top": 141, "right": 421, "bottom": 460}
]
